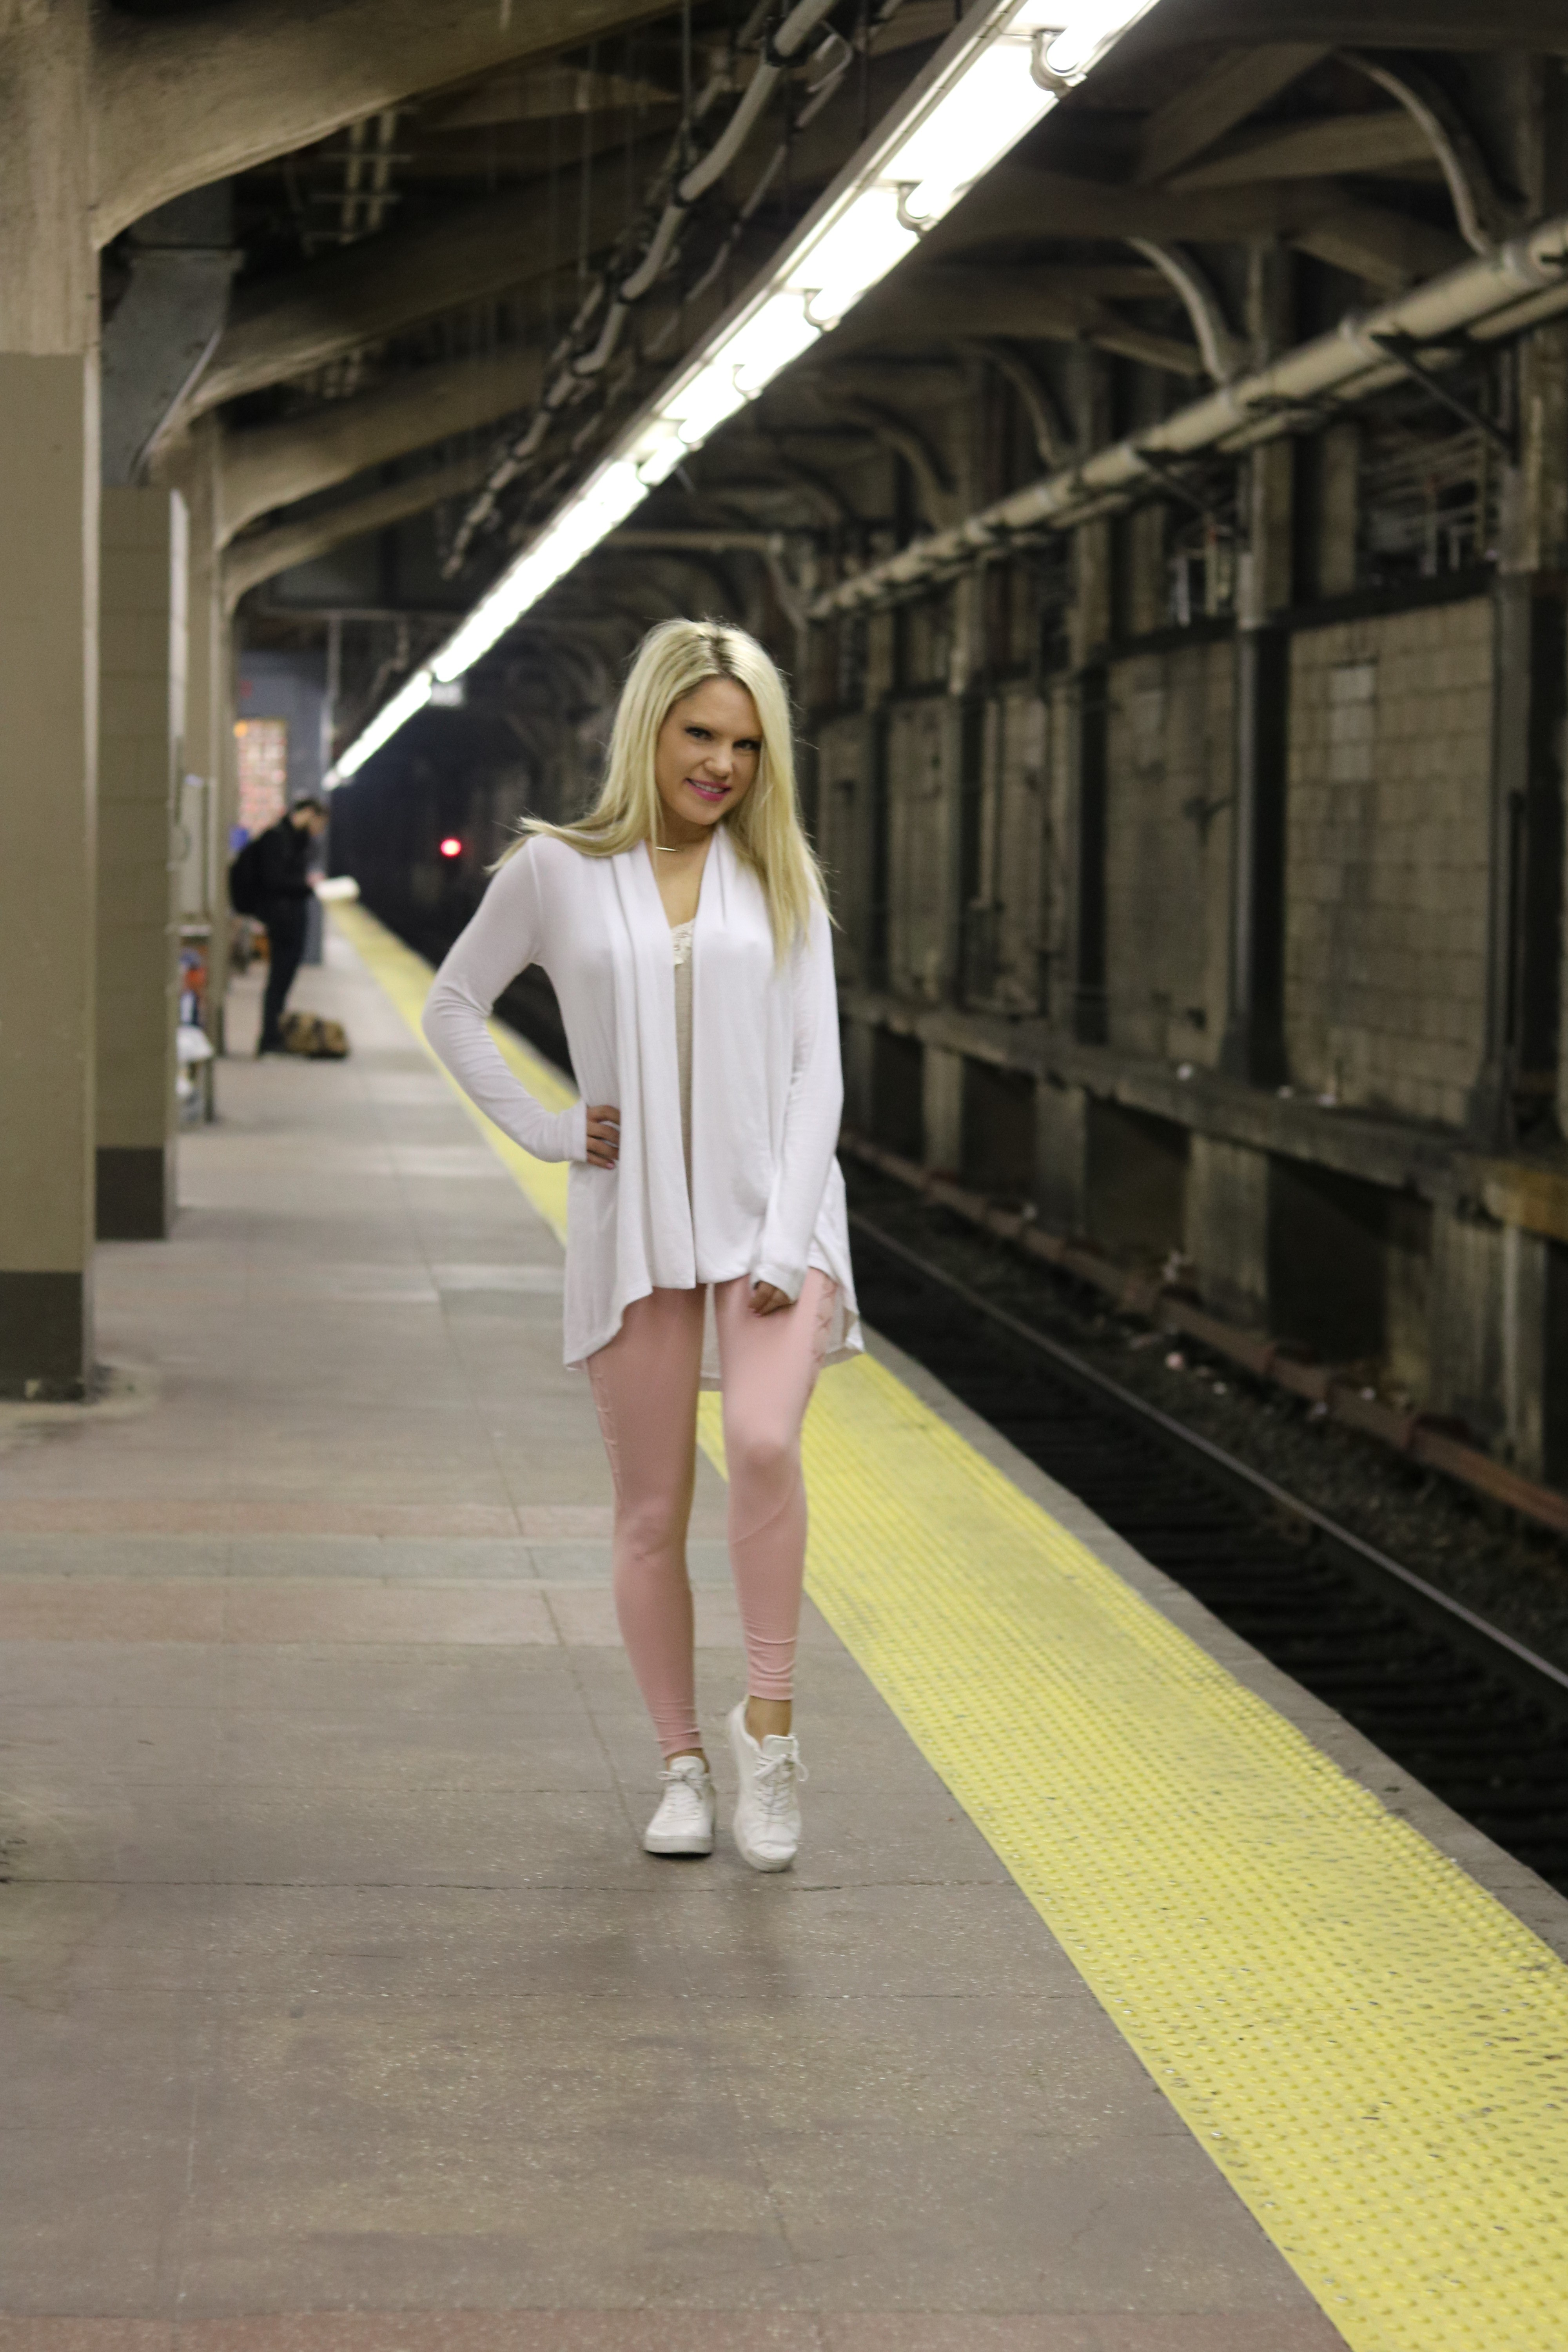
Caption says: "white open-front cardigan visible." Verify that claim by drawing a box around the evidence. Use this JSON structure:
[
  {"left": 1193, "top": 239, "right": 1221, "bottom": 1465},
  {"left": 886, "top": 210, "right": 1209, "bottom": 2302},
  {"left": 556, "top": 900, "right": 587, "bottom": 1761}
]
[{"left": 421, "top": 828, "right": 861, "bottom": 1379}]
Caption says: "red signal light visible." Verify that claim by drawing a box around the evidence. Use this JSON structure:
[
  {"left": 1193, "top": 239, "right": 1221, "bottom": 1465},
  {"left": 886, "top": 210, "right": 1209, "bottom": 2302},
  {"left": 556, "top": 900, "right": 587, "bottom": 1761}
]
[{"left": 439, "top": 837, "right": 463, "bottom": 859}]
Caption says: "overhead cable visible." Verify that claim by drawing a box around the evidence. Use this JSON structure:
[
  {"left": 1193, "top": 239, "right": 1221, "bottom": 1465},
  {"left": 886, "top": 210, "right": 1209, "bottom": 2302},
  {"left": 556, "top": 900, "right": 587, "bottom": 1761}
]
[{"left": 443, "top": 0, "right": 903, "bottom": 575}]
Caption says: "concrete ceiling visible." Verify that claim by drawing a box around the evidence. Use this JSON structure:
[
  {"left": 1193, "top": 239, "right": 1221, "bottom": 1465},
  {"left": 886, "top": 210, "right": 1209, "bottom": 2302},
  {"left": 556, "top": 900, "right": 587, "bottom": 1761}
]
[{"left": 132, "top": 0, "right": 1562, "bottom": 735}]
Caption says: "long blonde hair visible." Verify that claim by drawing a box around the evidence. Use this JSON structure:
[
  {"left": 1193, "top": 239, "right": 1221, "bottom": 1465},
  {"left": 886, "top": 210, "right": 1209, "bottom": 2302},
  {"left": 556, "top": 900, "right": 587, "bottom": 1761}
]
[{"left": 510, "top": 617, "right": 823, "bottom": 956}]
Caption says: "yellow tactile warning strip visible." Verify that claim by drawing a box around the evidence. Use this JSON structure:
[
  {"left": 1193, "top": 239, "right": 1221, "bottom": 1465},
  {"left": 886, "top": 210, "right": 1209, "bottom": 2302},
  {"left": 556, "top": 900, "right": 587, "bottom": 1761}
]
[
  {"left": 332, "top": 898, "right": 573, "bottom": 1244},
  {"left": 791, "top": 1361, "right": 1568, "bottom": 2352},
  {"left": 341, "top": 899, "right": 1568, "bottom": 2352}
]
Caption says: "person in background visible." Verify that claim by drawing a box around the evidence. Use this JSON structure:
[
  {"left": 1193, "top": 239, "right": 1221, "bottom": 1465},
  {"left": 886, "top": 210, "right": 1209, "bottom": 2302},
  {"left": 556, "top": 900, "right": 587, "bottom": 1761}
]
[{"left": 253, "top": 798, "right": 328, "bottom": 1056}]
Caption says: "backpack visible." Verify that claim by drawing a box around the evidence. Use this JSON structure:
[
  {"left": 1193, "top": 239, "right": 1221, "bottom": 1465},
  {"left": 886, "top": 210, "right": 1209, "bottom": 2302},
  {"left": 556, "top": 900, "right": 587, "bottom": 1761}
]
[{"left": 228, "top": 835, "right": 266, "bottom": 916}]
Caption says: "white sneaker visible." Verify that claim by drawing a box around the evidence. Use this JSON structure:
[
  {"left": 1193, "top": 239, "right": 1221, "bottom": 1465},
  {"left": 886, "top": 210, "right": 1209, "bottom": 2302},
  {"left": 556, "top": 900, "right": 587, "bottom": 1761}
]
[
  {"left": 728, "top": 1699, "right": 808, "bottom": 1872},
  {"left": 642, "top": 1756, "right": 715, "bottom": 1856}
]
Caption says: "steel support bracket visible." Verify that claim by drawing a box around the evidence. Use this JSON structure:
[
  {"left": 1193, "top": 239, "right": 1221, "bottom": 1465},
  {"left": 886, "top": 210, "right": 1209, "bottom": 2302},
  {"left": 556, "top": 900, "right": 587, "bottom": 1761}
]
[
  {"left": 1367, "top": 332, "right": 1516, "bottom": 462},
  {"left": 1134, "top": 446, "right": 1218, "bottom": 519}
]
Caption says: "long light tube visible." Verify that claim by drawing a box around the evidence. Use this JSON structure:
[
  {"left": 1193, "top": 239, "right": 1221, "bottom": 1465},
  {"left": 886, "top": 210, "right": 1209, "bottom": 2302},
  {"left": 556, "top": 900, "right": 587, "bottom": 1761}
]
[
  {"left": 327, "top": 0, "right": 1160, "bottom": 783},
  {"left": 330, "top": 666, "right": 434, "bottom": 780}
]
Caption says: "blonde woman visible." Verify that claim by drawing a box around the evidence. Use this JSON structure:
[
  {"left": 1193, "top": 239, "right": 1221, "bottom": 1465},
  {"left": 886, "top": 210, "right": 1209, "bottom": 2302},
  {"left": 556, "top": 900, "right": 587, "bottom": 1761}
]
[{"left": 423, "top": 619, "right": 860, "bottom": 1870}]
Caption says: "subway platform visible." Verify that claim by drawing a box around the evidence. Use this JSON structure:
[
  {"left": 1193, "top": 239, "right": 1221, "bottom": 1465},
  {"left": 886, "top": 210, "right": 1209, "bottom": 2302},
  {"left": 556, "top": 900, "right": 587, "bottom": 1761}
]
[{"left": 2, "top": 913, "right": 1566, "bottom": 2352}]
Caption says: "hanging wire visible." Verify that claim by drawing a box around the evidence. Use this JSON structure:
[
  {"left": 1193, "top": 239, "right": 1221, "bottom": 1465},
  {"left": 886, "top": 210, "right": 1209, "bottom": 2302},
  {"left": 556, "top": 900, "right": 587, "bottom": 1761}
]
[
  {"left": 859, "top": 0, "right": 871, "bottom": 138},
  {"left": 545, "top": 102, "right": 561, "bottom": 345},
  {"left": 443, "top": 0, "right": 912, "bottom": 576},
  {"left": 625, "top": 27, "right": 639, "bottom": 223},
  {"left": 579, "top": 42, "right": 597, "bottom": 289}
]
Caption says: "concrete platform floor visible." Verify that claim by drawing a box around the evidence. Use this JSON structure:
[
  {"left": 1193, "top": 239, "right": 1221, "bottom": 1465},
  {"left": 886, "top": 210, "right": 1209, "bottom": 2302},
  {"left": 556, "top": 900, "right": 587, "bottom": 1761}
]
[{"left": 0, "top": 934, "right": 1345, "bottom": 2350}]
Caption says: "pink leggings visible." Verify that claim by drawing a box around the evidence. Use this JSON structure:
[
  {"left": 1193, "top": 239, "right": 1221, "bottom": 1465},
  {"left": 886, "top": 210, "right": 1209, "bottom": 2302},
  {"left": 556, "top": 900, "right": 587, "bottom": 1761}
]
[{"left": 586, "top": 1272, "right": 835, "bottom": 1757}]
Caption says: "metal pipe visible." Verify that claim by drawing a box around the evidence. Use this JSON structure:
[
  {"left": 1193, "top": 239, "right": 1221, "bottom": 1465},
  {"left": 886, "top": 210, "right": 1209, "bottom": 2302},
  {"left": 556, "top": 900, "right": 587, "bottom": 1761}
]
[{"left": 811, "top": 214, "right": 1568, "bottom": 617}]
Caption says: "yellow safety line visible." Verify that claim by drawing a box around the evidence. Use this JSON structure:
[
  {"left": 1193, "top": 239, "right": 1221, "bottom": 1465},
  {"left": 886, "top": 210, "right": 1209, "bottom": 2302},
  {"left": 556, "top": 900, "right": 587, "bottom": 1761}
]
[
  {"left": 331, "top": 899, "right": 574, "bottom": 1245},
  {"left": 342, "top": 897, "right": 1568, "bottom": 2352}
]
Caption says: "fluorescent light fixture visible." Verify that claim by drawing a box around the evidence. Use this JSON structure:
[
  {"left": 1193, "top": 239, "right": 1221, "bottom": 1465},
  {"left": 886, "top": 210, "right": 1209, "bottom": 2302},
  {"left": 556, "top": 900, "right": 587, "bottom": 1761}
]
[
  {"left": 328, "top": 666, "right": 433, "bottom": 783},
  {"left": 1034, "top": 0, "right": 1151, "bottom": 78},
  {"left": 329, "top": 0, "right": 1161, "bottom": 782}
]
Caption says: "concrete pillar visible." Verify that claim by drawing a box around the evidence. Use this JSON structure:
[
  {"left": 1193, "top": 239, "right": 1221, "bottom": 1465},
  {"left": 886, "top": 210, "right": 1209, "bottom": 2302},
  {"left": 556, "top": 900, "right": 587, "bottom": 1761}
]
[
  {"left": 1125, "top": 505, "right": 1167, "bottom": 640},
  {"left": 1471, "top": 321, "right": 1568, "bottom": 1147},
  {"left": 1067, "top": 660, "right": 1109, "bottom": 1045},
  {"left": 1035, "top": 1077, "right": 1089, "bottom": 1234},
  {"left": 0, "top": 5, "right": 98, "bottom": 1397},
  {"left": 101, "top": 190, "right": 235, "bottom": 486},
  {"left": 1425, "top": 1205, "right": 1568, "bottom": 1476},
  {"left": 1218, "top": 439, "right": 1292, "bottom": 1087},
  {"left": 1185, "top": 1134, "right": 1270, "bottom": 1327},
  {"left": 865, "top": 609, "right": 896, "bottom": 706},
  {"left": 842, "top": 1017, "right": 874, "bottom": 1138},
  {"left": 922, "top": 1045, "right": 965, "bottom": 1176},
  {"left": 1316, "top": 423, "right": 1359, "bottom": 600},
  {"left": 1042, "top": 675, "right": 1076, "bottom": 1028},
  {"left": 1502, "top": 1223, "right": 1568, "bottom": 1485},
  {"left": 1219, "top": 249, "right": 1294, "bottom": 1089},
  {"left": 167, "top": 419, "right": 233, "bottom": 1054},
  {"left": 96, "top": 489, "right": 188, "bottom": 1240},
  {"left": 1066, "top": 348, "right": 1112, "bottom": 673},
  {"left": 1059, "top": 346, "right": 1114, "bottom": 1051},
  {"left": 1069, "top": 518, "right": 1111, "bottom": 673},
  {"left": 1062, "top": 344, "right": 1115, "bottom": 1053}
]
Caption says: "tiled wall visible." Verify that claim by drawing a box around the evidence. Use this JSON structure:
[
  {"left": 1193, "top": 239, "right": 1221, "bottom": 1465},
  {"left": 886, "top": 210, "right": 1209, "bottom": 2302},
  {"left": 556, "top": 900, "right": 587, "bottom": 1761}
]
[
  {"left": 1284, "top": 599, "right": 1492, "bottom": 1126},
  {"left": 1103, "top": 640, "right": 1234, "bottom": 1066}
]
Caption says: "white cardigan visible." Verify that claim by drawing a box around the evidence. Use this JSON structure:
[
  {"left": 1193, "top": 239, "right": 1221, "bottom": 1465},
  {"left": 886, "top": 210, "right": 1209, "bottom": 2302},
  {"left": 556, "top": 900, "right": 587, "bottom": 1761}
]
[{"left": 421, "top": 828, "right": 861, "bottom": 1378}]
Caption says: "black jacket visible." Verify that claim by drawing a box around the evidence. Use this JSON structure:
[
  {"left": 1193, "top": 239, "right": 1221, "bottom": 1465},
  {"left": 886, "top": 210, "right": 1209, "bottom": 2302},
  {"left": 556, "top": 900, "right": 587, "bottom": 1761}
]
[{"left": 252, "top": 816, "right": 315, "bottom": 906}]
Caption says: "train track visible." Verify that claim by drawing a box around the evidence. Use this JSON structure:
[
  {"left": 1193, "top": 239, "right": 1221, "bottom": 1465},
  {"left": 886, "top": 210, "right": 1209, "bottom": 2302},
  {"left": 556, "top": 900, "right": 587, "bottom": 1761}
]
[{"left": 850, "top": 1210, "right": 1568, "bottom": 1897}]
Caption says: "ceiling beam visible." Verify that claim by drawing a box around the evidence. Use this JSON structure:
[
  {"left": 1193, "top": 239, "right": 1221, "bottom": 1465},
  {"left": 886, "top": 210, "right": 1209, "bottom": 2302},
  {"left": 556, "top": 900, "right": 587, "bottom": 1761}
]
[
  {"left": 223, "top": 454, "right": 488, "bottom": 609},
  {"left": 1289, "top": 201, "right": 1469, "bottom": 290},
  {"left": 93, "top": 0, "right": 666, "bottom": 245},
  {"left": 609, "top": 529, "right": 782, "bottom": 553},
  {"left": 420, "top": 62, "right": 677, "bottom": 132},
  {"left": 1118, "top": 0, "right": 1568, "bottom": 51},
  {"left": 832, "top": 268, "right": 1205, "bottom": 377},
  {"left": 808, "top": 392, "right": 958, "bottom": 531},
  {"left": 925, "top": 165, "right": 1345, "bottom": 256},
  {"left": 218, "top": 347, "right": 540, "bottom": 543},
  {"left": 1167, "top": 110, "right": 1437, "bottom": 191},
  {"left": 191, "top": 175, "right": 636, "bottom": 417},
  {"left": 1006, "top": 265, "right": 1170, "bottom": 297},
  {"left": 811, "top": 360, "right": 967, "bottom": 405},
  {"left": 702, "top": 447, "right": 860, "bottom": 526},
  {"left": 1136, "top": 45, "right": 1330, "bottom": 186},
  {"left": 1342, "top": 52, "right": 1518, "bottom": 251},
  {"left": 866, "top": 0, "right": 957, "bottom": 57}
]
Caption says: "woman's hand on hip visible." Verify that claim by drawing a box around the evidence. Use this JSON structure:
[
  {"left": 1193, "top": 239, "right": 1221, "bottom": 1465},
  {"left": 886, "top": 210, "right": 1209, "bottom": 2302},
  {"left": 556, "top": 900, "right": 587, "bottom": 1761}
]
[
  {"left": 750, "top": 1281, "right": 790, "bottom": 1316},
  {"left": 584, "top": 1105, "right": 620, "bottom": 1169}
]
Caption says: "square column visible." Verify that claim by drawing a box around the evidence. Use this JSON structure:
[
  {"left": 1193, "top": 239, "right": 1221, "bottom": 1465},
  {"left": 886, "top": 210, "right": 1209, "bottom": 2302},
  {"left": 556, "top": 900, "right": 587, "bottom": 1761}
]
[
  {"left": 1218, "top": 442, "right": 1292, "bottom": 1087},
  {"left": 922, "top": 1044, "right": 964, "bottom": 1176},
  {"left": 96, "top": 486, "right": 188, "bottom": 1239},
  {"left": 841, "top": 1016, "right": 874, "bottom": 1137},
  {"left": 1428, "top": 1206, "right": 1568, "bottom": 1482},
  {"left": 1470, "top": 320, "right": 1568, "bottom": 1147},
  {"left": 1185, "top": 1134, "right": 1270, "bottom": 1327},
  {"left": 1034, "top": 1077, "right": 1089, "bottom": 1235},
  {"left": 166, "top": 417, "right": 230, "bottom": 1056},
  {"left": 0, "top": 354, "right": 99, "bottom": 1397}
]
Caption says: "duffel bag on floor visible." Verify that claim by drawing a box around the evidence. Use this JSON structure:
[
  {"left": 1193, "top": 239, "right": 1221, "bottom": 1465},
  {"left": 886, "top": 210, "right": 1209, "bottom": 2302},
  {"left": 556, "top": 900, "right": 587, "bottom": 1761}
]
[{"left": 279, "top": 1011, "right": 350, "bottom": 1059}]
